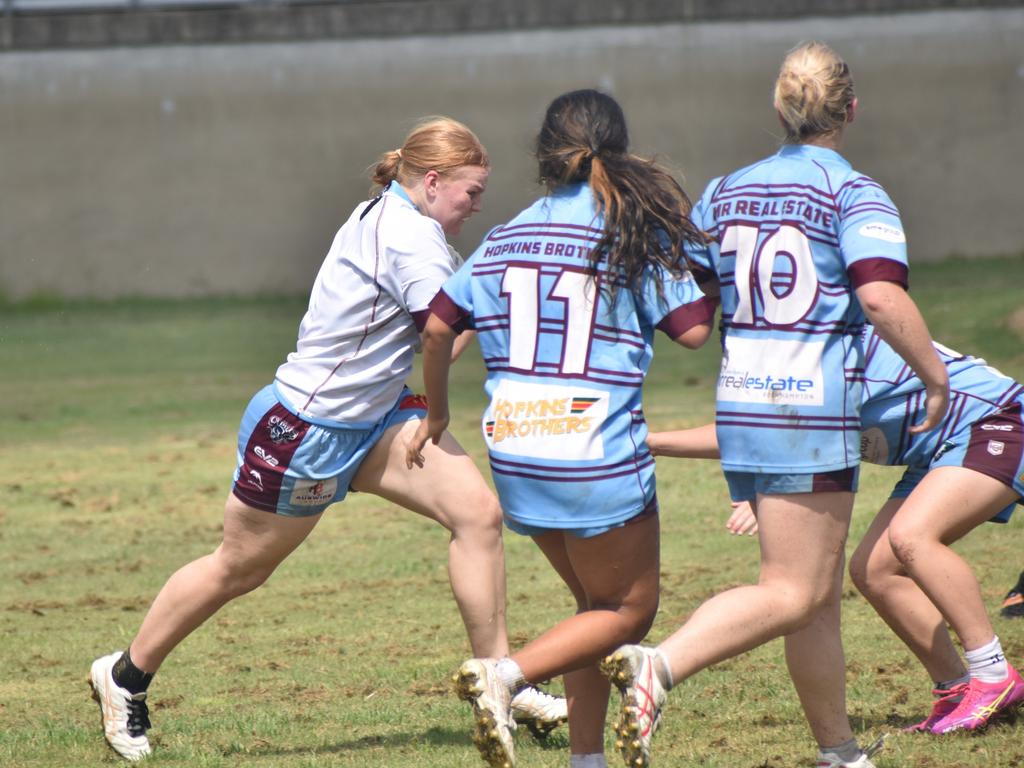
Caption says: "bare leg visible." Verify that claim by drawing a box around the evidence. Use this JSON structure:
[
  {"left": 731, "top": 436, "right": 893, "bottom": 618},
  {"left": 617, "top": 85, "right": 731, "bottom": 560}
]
[
  {"left": 130, "top": 494, "right": 322, "bottom": 672},
  {"left": 887, "top": 466, "right": 1018, "bottom": 652},
  {"left": 515, "top": 515, "right": 661, "bottom": 755},
  {"left": 784, "top": 551, "right": 850, "bottom": 747},
  {"left": 353, "top": 420, "right": 509, "bottom": 658},
  {"left": 849, "top": 498, "right": 965, "bottom": 683},
  {"left": 659, "top": 492, "right": 852, "bottom": 675},
  {"left": 657, "top": 491, "right": 855, "bottom": 744}
]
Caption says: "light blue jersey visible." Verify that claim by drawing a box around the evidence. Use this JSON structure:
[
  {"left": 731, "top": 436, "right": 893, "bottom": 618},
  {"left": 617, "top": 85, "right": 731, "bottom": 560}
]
[
  {"left": 431, "top": 183, "right": 715, "bottom": 533},
  {"left": 688, "top": 145, "right": 910, "bottom": 473},
  {"left": 859, "top": 326, "right": 1024, "bottom": 467}
]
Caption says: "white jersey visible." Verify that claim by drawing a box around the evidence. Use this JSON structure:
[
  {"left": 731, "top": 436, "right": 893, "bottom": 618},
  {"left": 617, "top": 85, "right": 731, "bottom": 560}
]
[{"left": 274, "top": 181, "right": 458, "bottom": 428}]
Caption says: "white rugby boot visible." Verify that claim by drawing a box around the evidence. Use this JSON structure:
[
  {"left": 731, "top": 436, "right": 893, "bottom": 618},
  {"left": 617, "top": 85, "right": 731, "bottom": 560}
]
[
  {"left": 89, "top": 651, "right": 152, "bottom": 762},
  {"left": 453, "top": 658, "right": 516, "bottom": 768}
]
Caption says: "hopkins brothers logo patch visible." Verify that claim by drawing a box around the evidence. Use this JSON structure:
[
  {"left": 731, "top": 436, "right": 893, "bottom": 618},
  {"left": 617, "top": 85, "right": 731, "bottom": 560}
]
[{"left": 484, "top": 381, "right": 609, "bottom": 461}]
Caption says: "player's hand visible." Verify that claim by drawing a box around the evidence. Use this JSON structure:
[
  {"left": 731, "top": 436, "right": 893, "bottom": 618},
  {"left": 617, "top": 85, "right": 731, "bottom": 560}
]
[
  {"left": 405, "top": 414, "right": 449, "bottom": 469},
  {"left": 726, "top": 500, "right": 757, "bottom": 536},
  {"left": 645, "top": 432, "right": 663, "bottom": 457},
  {"left": 909, "top": 380, "right": 949, "bottom": 434}
]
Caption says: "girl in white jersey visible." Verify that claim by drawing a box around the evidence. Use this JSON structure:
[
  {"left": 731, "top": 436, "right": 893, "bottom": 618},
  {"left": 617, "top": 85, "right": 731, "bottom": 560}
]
[
  {"left": 601, "top": 42, "right": 949, "bottom": 768},
  {"left": 88, "top": 117, "right": 564, "bottom": 762},
  {"left": 407, "top": 90, "right": 715, "bottom": 768}
]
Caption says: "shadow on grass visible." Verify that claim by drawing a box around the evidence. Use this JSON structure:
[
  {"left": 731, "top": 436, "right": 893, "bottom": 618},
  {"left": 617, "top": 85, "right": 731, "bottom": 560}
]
[{"left": 220, "top": 726, "right": 569, "bottom": 756}]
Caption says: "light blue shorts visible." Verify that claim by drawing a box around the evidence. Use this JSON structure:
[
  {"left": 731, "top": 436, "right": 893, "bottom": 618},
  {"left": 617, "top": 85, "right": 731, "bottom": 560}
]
[
  {"left": 231, "top": 385, "right": 427, "bottom": 517},
  {"left": 503, "top": 496, "right": 658, "bottom": 540},
  {"left": 725, "top": 466, "right": 859, "bottom": 503}
]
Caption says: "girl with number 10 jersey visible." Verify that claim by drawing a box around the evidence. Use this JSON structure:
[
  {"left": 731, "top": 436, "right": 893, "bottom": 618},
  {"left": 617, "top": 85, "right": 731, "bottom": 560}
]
[{"left": 602, "top": 41, "right": 948, "bottom": 768}]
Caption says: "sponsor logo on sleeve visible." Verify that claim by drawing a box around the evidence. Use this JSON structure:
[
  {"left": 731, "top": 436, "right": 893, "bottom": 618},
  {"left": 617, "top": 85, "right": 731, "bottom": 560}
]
[{"left": 858, "top": 222, "right": 906, "bottom": 243}]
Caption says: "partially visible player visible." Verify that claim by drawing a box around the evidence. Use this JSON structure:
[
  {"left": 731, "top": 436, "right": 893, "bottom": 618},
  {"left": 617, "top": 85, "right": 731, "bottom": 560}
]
[
  {"left": 406, "top": 89, "right": 716, "bottom": 768},
  {"left": 602, "top": 41, "right": 948, "bottom": 768},
  {"left": 1001, "top": 570, "right": 1024, "bottom": 618},
  {"left": 848, "top": 328, "right": 1024, "bottom": 733},
  {"left": 648, "top": 325, "right": 1024, "bottom": 735},
  {"left": 88, "top": 116, "right": 565, "bottom": 763}
]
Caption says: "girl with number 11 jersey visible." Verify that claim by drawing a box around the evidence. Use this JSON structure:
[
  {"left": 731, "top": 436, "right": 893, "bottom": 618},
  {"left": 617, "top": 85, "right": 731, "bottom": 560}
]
[{"left": 408, "top": 89, "right": 714, "bottom": 768}]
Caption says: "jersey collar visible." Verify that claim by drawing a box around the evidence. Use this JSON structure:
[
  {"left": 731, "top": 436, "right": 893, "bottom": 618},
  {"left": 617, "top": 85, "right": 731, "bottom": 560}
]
[
  {"left": 777, "top": 143, "right": 850, "bottom": 167},
  {"left": 385, "top": 180, "right": 419, "bottom": 210}
]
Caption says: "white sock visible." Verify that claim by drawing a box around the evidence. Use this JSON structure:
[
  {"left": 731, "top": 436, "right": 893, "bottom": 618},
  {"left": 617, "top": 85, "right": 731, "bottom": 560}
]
[
  {"left": 965, "top": 636, "right": 1008, "bottom": 683},
  {"left": 818, "top": 738, "right": 861, "bottom": 764},
  {"left": 495, "top": 657, "right": 526, "bottom": 693},
  {"left": 569, "top": 754, "right": 608, "bottom": 768}
]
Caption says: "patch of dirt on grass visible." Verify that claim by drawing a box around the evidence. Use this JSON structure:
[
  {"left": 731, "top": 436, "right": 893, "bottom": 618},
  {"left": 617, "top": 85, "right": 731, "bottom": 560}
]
[{"left": 1008, "top": 307, "right": 1024, "bottom": 340}]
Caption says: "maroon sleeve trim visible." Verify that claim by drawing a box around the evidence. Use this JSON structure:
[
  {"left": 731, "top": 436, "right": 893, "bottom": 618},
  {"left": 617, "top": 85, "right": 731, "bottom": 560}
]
[
  {"left": 656, "top": 295, "right": 718, "bottom": 339},
  {"left": 427, "top": 289, "right": 474, "bottom": 334},
  {"left": 410, "top": 308, "right": 431, "bottom": 333},
  {"left": 847, "top": 258, "right": 909, "bottom": 290}
]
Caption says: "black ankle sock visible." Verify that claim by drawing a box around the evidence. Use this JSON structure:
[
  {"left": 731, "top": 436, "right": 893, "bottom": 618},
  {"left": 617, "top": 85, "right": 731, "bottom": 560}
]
[{"left": 111, "top": 650, "right": 154, "bottom": 695}]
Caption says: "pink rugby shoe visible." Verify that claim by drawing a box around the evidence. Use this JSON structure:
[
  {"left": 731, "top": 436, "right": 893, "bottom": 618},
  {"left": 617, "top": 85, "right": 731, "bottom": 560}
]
[
  {"left": 903, "top": 682, "right": 967, "bottom": 733},
  {"left": 931, "top": 665, "right": 1024, "bottom": 733}
]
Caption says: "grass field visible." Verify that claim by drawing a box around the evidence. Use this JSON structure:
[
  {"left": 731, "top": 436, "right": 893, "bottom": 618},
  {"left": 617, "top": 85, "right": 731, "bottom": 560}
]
[{"left": 2, "top": 255, "right": 1023, "bottom": 767}]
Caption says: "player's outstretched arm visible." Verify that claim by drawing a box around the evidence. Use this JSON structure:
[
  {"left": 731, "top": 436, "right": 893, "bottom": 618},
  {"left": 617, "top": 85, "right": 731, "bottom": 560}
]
[
  {"left": 451, "top": 329, "right": 477, "bottom": 362},
  {"left": 406, "top": 314, "right": 457, "bottom": 469},
  {"left": 647, "top": 423, "right": 719, "bottom": 458},
  {"left": 856, "top": 280, "right": 949, "bottom": 433}
]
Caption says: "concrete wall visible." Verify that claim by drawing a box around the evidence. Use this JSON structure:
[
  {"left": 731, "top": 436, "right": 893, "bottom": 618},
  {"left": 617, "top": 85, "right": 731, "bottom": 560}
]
[
  {"left": 4, "top": 0, "right": 1019, "bottom": 50},
  {"left": 2, "top": 8, "right": 1023, "bottom": 299}
]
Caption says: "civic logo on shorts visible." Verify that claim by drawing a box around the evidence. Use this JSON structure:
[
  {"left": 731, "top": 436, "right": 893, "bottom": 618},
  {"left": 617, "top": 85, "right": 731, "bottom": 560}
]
[
  {"left": 988, "top": 440, "right": 1005, "bottom": 457},
  {"left": 267, "top": 415, "right": 299, "bottom": 444}
]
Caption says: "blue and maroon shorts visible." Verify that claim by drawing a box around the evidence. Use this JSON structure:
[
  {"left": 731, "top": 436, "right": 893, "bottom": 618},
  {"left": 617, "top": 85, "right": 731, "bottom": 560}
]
[
  {"left": 230, "top": 385, "right": 427, "bottom": 516},
  {"left": 892, "top": 401, "right": 1024, "bottom": 523}
]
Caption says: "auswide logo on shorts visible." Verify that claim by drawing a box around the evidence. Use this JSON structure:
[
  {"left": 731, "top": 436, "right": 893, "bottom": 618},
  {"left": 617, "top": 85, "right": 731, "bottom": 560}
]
[{"left": 290, "top": 478, "right": 337, "bottom": 506}]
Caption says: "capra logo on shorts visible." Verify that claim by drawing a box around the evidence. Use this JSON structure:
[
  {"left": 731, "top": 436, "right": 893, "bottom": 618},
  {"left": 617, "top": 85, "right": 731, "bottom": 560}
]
[
  {"left": 267, "top": 414, "right": 299, "bottom": 444},
  {"left": 988, "top": 440, "right": 1005, "bottom": 457},
  {"left": 290, "top": 478, "right": 337, "bottom": 506}
]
